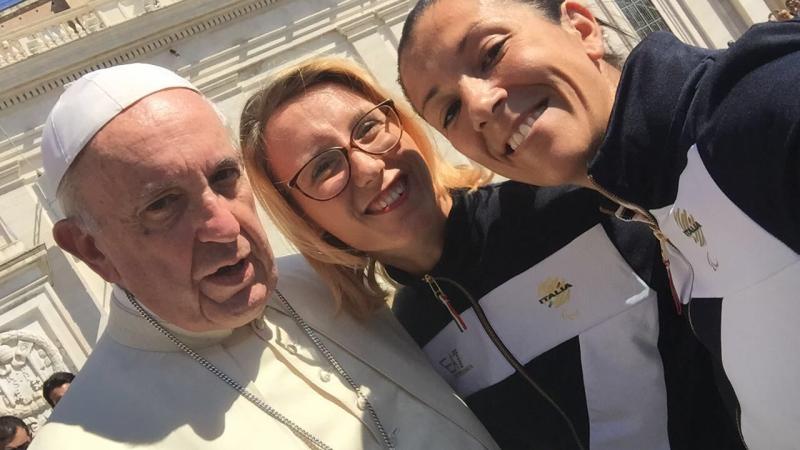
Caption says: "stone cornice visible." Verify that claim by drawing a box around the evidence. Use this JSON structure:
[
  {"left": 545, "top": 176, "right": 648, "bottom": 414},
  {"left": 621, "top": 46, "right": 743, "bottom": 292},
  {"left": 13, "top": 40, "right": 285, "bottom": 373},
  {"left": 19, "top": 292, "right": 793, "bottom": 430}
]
[
  {"left": 375, "top": 0, "right": 411, "bottom": 25},
  {"left": 0, "top": 243, "right": 46, "bottom": 282},
  {"left": 0, "top": 0, "right": 49, "bottom": 21},
  {"left": 337, "top": 11, "right": 385, "bottom": 41},
  {"left": 0, "top": 0, "right": 276, "bottom": 110},
  {"left": 187, "top": 0, "right": 411, "bottom": 99},
  {"left": 0, "top": 0, "right": 412, "bottom": 112},
  {"left": 336, "top": 0, "right": 410, "bottom": 40}
]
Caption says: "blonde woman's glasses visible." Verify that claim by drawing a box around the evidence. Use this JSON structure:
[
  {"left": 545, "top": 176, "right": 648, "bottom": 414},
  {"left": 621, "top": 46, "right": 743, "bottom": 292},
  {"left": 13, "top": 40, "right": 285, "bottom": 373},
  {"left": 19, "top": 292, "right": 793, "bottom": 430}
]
[{"left": 286, "top": 99, "right": 402, "bottom": 201}]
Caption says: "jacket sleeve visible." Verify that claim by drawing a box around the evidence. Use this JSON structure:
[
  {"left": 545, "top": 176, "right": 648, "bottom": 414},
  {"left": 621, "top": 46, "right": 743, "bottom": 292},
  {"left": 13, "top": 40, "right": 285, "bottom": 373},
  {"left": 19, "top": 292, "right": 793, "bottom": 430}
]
[{"left": 692, "top": 18, "right": 800, "bottom": 254}]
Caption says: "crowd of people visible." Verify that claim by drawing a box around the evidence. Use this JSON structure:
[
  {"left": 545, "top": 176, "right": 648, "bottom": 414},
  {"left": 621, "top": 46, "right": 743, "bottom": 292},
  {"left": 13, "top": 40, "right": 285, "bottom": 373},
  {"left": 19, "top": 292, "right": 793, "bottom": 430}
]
[
  {"left": 0, "top": 372, "right": 73, "bottom": 450},
  {"left": 10, "top": 1, "right": 798, "bottom": 449}
]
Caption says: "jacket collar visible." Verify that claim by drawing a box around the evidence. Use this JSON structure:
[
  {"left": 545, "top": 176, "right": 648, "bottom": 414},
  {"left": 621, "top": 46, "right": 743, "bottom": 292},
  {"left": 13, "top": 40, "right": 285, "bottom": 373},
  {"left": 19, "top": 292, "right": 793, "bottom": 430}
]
[
  {"left": 588, "top": 32, "right": 715, "bottom": 208},
  {"left": 386, "top": 188, "right": 472, "bottom": 284},
  {"left": 270, "top": 254, "right": 497, "bottom": 449},
  {"left": 106, "top": 286, "right": 234, "bottom": 352}
]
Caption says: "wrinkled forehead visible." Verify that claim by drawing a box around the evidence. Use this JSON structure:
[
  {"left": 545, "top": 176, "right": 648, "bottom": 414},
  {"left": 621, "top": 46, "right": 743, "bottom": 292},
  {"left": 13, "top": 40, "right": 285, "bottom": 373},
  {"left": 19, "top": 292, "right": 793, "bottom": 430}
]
[
  {"left": 78, "top": 92, "right": 238, "bottom": 203},
  {"left": 91, "top": 90, "right": 232, "bottom": 162}
]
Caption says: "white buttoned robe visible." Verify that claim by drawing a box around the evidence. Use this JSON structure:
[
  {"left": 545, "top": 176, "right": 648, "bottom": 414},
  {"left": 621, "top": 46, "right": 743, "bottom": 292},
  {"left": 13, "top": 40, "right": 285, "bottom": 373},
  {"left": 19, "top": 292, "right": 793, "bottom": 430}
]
[{"left": 31, "top": 255, "right": 498, "bottom": 450}]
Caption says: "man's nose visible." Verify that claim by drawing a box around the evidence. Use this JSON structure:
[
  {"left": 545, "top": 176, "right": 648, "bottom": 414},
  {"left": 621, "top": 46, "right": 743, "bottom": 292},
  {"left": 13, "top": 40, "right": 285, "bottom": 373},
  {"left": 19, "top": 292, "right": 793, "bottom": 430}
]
[
  {"left": 461, "top": 77, "right": 506, "bottom": 132},
  {"left": 196, "top": 193, "right": 240, "bottom": 243},
  {"left": 349, "top": 150, "right": 385, "bottom": 188}
]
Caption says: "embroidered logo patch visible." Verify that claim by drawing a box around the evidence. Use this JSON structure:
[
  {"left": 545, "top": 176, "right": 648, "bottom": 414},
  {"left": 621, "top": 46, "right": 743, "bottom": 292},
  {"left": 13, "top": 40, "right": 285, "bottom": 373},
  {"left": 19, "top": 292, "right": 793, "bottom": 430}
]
[
  {"left": 439, "top": 349, "right": 473, "bottom": 378},
  {"left": 674, "top": 208, "right": 706, "bottom": 247},
  {"left": 537, "top": 277, "right": 572, "bottom": 308},
  {"left": 537, "top": 277, "right": 579, "bottom": 319}
]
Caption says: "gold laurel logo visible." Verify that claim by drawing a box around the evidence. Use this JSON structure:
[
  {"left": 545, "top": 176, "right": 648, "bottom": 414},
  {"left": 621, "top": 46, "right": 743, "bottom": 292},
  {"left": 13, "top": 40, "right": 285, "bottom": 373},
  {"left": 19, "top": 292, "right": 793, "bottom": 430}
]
[
  {"left": 674, "top": 208, "right": 706, "bottom": 247},
  {"left": 537, "top": 277, "right": 572, "bottom": 309}
]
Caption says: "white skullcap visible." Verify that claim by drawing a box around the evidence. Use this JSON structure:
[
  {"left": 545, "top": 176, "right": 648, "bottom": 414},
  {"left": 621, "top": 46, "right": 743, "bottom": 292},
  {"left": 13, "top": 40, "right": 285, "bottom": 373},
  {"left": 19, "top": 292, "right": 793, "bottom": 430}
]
[{"left": 41, "top": 63, "right": 198, "bottom": 200}]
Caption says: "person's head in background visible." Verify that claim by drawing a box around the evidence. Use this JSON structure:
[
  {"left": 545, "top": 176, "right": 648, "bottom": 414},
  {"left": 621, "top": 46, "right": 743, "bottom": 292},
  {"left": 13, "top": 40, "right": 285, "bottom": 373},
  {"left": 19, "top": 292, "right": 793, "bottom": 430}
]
[
  {"left": 398, "top": 0, "right": 622, "bottom": 187},
  {"left": 0, "top": 416, "right": 31, "bottom": 450},
  {"left": 42, "top": 371, "right": 74, "bottom": 407},
  {"left": 240, "top": 57, "right": 488, "bottom": 319}
]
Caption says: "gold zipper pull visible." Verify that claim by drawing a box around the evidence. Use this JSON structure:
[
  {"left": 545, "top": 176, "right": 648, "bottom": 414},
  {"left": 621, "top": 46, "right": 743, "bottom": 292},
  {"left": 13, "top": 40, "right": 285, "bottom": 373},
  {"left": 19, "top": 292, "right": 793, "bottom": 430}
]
[
  {"left": 423, "top": 274, "right": 468, "bottom": 332},
  {"left": 589, "top": 176, "right": 687, "bottom": 315}
]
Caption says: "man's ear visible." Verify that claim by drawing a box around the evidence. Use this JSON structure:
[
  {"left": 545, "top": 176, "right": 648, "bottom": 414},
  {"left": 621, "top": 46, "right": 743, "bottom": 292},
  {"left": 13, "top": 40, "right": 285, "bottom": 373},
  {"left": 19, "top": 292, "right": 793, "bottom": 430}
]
[
  {"left": 560, "top": 1, "right": 606, "bottom": 61},
  {"left": 53, "top": 219, "right": 121, "bottom": 283}
]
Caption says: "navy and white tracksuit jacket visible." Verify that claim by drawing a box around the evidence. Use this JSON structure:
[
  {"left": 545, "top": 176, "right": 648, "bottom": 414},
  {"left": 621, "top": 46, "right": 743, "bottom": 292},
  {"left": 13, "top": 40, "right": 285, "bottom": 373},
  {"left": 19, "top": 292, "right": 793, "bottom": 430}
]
[
  {"left": 587, "top": 20, "right": 800, "bottom": 450},
  {"left": 387, "top": 183, "right": 743, "bottom": 450}
]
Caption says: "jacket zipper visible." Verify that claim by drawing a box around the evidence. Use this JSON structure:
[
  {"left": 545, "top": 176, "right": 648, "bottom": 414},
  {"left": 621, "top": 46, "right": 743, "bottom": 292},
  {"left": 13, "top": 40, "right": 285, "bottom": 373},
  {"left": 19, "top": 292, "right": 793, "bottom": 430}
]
[
  {"left": 686, "top": 302, "right": 749, "bottom": 449},
  {"left": 424, "top": 275, "right": 586, "bottom": 450},
  {"left": 685, "top": 298, "right": 701, "bottom": 341},
  {"left": 736, "top": 406, "right": 749, "bottom": 450},
  {"left": 423, "top": 274, "right": 468, "bottom": 331},
  {"left": 589, "top": 177, "right": 750, "bottom": 448},
  {"left": 587, "top": 175, "right": 686, "bottom": 316}
]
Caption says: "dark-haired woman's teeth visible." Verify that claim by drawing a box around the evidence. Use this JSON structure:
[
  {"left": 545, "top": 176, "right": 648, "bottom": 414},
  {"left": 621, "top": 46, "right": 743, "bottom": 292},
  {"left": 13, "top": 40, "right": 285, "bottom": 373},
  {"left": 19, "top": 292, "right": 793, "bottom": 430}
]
[{"left": 507, "top": 116, "right": 535, "bottom": 152}]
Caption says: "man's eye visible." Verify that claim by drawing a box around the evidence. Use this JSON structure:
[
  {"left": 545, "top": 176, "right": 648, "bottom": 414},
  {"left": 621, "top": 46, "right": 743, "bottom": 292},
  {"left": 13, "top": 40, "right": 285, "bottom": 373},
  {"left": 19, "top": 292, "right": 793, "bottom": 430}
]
[
  {"left": 211, "top": 167, "right": 240, "bottom": 187},
  {"left": 443, "top": 100, "right": 461, "bottom": 129},
  {"left": 145, "top": 194, "right": 178, "bottom": 214},
  {"left": 140, "top": 193, "right": 182, "bottom": 228}
]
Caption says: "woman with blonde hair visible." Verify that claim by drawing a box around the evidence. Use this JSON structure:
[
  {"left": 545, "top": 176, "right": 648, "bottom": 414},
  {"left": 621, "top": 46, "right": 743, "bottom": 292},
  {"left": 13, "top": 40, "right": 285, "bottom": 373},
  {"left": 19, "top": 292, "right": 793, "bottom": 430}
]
[
  {"left": 240, "top": 57, "right": 739, "bottom": 449},
  {"left": 241, "top": 57, "right": 487, "bottom": 319},
  {"left": 239, "top": 56, "right": 498, "bottom": 450}
]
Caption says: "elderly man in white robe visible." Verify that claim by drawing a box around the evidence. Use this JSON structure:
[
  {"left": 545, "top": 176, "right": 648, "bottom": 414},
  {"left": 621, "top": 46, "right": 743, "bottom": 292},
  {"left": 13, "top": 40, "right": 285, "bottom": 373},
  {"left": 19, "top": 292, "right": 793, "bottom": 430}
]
[{"left": 30, "top": 64, "right": 498, "bottom": 450}]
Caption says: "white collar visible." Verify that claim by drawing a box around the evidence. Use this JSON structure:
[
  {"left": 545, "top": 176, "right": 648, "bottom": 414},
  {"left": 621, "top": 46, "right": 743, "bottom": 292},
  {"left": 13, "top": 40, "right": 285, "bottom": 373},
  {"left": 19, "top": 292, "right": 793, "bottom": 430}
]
[{"left": 105, "top": 286, "right": 236, "bottom": 352}]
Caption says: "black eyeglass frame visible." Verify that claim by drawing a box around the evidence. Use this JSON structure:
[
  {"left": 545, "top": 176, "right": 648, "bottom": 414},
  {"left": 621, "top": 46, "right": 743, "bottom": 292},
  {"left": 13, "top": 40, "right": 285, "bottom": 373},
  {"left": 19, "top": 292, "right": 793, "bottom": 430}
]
[{"left": 283, "top": 99, "right": 403, "bottom": 201}]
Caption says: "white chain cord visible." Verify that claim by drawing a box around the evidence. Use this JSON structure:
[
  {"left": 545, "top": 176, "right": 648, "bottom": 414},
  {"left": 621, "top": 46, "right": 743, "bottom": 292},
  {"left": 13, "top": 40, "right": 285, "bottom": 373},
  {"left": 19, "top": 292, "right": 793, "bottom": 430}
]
[
  {"left": 125, "top": 288, "right": 396, "bottom": 450},
  {"left": 274, "top": 289, "right": 395, "bottom": 450},
  {"left": 125, "top": 290, "right": 332, "bottom": 450}
]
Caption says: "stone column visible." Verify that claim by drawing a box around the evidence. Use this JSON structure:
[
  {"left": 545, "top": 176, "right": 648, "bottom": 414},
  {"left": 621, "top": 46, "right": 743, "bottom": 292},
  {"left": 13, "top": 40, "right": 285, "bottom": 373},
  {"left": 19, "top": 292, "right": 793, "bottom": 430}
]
[
  {"left": 336, "top": 1, "right": 410, "bottom": 99},
  {"left": 730, "top": 0, "right": 774, "bottom": 24}
]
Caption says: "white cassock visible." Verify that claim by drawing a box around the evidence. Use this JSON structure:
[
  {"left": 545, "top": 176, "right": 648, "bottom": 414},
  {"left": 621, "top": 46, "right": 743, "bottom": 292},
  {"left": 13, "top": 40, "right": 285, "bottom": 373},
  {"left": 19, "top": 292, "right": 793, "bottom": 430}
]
[{"left": 31, "top": 254, "right": 498, "bottom": 449}]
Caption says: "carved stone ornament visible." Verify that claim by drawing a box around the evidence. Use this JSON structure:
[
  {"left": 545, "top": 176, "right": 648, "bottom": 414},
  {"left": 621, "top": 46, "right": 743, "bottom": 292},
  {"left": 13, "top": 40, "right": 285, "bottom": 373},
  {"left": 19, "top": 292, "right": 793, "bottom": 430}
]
[{"left": 0, "top": 331, "right": 69, "bottom": 431}]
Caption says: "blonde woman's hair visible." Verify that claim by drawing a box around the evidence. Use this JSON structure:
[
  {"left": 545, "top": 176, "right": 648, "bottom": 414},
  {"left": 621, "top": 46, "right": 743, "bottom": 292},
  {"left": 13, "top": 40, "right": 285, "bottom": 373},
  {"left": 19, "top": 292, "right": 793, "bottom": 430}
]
[{"left": 240, "top": 57, "right": 489, "bottom": 320}]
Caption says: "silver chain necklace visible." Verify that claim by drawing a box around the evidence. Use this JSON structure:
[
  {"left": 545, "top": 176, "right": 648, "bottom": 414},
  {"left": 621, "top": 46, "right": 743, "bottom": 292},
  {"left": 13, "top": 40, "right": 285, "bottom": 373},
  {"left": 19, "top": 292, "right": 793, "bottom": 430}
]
[{"left": 124, "top": 289, "right": 395, "bottom": 450}]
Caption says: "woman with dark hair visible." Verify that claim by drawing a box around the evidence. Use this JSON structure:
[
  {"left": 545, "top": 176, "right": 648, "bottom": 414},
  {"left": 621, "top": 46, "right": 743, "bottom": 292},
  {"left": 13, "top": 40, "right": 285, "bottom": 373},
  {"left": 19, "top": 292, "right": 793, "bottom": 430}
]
[
  {"left": 397, "top": 1, "right": 800, "bottom": 448},
  {"left": 241, "top": 57, "right": 740, "bottom": 450},
  {"left": 0, "top": 416, "right": 31, "bottom": 450}
]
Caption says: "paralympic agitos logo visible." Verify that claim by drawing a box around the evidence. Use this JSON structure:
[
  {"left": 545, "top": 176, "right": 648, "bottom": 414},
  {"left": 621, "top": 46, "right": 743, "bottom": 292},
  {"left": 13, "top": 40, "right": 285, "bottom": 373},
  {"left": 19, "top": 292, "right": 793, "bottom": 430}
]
[
  {"left": 673, "top": 208, "right": 706, "bottom": 247},
  {"left": 674, "top": 207, "right": 720, "bottom": 271}
]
